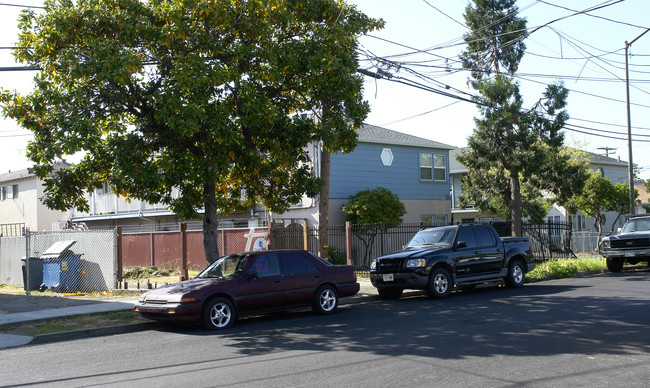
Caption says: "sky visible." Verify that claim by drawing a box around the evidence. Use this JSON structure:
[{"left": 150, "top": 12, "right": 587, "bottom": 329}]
[{"left": 1, "top": 0, "right": 650, "bottom": 180}]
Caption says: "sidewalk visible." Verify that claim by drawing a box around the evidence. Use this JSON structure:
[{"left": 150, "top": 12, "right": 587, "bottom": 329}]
[
  {"left": 0, "top": 290, "right": 144, "bottom": 349},
  {"left": 0, "top": 281, "right": 379, "bottom": 350}
]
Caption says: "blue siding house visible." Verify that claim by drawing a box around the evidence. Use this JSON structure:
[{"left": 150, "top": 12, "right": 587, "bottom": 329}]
[{"left": 327, "top": 124, "right": 455, "bottom": 226}]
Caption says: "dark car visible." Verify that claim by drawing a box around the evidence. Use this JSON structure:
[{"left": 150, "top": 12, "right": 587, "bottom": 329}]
[
  {"left": 370, "top": 223, "right": 535, "bottom": 299},
  {"left": 600, "top": 215, "right": 650, "bottom": 272},
  {"left": 134, "top": 250, "right": 359, "bottom": 330}
]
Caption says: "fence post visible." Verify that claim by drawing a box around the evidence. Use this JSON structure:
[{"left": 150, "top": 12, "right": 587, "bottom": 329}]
[
  {"left": 116, "top": 227, "right": 123, "bottom": 282},
  {"left": 267, "top": 222, "right": 273, "bottom": 250},
  {"left": 24, "top": 228, "right": 30, "bottom": 297},
  {"left": 180, "top": 223, "right": 188, "bottom": 281},
  {"left": 346, "top": 221, "right": 352, "bottom": 266},
  {"left": 302, "top": 223, "right": 308, "bottom": 251}
]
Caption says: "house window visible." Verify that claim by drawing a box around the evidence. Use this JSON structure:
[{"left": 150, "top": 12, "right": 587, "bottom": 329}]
[
  {"left": 10, "top": 184, "right": 18, "bottom": 199},
  {"left": 421, "top": 214, "right": 447, "bottom": 226},
  {"left": 569, "top": 214, "right": 585, "bottom": 230},
  {"left": 0, "top": 186, "right": 5, "bottom": 201},
  {"left": 419, "top": 153, "right": 446, "bottom": 181},
  {"left": 548, "top": 216, "right": 561, "bottom": 236}
]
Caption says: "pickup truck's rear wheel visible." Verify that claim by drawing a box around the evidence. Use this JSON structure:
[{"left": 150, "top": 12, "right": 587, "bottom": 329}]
[
  {"left": 505, "top": 259, "right": 525, "bottom": 288},
  {"left": 378, "top": 288, "right": 403, "bottom": 299},
  {"left": 425, "top": 267, "right": 451, "bottom": 299},
  {"left": 606, "top": 257, "right": 624, "bottom": 272}
]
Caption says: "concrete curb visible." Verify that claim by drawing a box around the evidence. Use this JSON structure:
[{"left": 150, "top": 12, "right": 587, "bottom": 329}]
[
  {"left": 7, "top": 293, "right": 381, "bottom": 348},
  {"left": 29, "top": 322, "right": 162, "bottom": 346}
]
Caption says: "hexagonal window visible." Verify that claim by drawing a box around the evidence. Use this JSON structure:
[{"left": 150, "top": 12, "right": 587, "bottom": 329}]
[{"left": 380, "top": 148, "right": 394, "bottom": 166}]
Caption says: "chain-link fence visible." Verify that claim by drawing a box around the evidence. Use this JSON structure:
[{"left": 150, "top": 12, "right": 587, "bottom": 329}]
[{"left": 0, "top": 230, "right": 116, "bottom": 293}]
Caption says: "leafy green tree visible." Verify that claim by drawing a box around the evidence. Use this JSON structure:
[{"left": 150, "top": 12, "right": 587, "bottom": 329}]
[
  {"left": 457, "top": 0, "right": 584, "bottom": 235},
  {"left": 565, "top": 171, "right": 635, "bottom": 247},
  {"left": 342, "top": 187, "right": 406, "bottom": 265},
  {"left": 1, "top": 0, "right": 382, "bottom": 263}
]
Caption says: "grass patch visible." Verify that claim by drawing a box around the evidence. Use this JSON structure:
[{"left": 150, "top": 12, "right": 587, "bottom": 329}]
[
  {"left": 526, "top": 255, "right": 606, "bottom": 282},
  {"left": 0, "top": 310, "right": 148, "bottom": 337}
]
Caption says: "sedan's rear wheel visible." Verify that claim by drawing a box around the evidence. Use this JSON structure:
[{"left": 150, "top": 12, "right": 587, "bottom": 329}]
[
  {"left": 202, "top": 297, "right": 235, "bottom": 330},
  {"left": 313, "top": 285, "right": 338, "bottom": 314},
  {"left": 425, "top": 267, "right": 451, "bottom": 299}
]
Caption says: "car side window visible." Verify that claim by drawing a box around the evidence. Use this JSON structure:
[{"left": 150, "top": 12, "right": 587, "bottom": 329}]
[
  {"left": 474, "top": 226, "right": 496, "bottom": 248},
  {"left": 282, "top": 252, "right": 308, "bottom": 275},
  {"left": 282, "top": 252, "right": 319, "bottom": 275},
  {"left": 252, "top": 253, "right": 281, "bottom": 278},
  {"left": 456, "top": 228, "right": 477, "bottom": 249}
]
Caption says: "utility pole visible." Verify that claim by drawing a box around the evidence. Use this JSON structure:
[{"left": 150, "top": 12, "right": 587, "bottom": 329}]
[
  {"left": 597, "top": 147, "right": 616, "bottom": 158},
  {"left": 625, "top": 27, "right": 650, "bottom": 215}
]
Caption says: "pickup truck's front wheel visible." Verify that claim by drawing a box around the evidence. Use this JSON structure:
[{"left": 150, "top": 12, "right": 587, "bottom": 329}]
[
  {"left": 505, "top": 259, "right": 525, "bottom": 288},
  {"left": 425, "top": 267, "right": 451, "bottom": 299},
  {"left": 606, "top": 257, "right": 624, "bottom": 272}
]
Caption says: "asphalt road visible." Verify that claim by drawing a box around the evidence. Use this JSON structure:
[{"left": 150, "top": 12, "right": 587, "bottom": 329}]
[{"left": 1, "top": 271, "right": 649, "bottom": 387}]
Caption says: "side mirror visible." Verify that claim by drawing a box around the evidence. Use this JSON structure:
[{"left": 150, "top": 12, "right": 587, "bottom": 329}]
[
  {"left": 455, "top": 241, "right": 467, "bottom": 249},
  {"left": 246, "top": 270, "right": 259, "bottom": 280},
  {"left": 617, "top": 227, "right": 622, "bottom": 233}
]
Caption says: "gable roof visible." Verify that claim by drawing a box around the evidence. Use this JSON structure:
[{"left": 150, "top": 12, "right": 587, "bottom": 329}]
[
  {"left": 0, "top": 167, "right": 36, "bottom": 184},
  {"left": 357, "top": 124, "right": 456, "bottom": 150},
  {"left": 0, "top": 162, "right": 71, "bottom": 184},
  {"left": 448, "top": 146, "right": 630, "bottom": 174}
]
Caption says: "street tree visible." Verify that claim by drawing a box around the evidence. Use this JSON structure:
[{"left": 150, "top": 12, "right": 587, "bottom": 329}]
[
  {"left": 342, "top": 187, "right": 406, "bottom": 266},
  {"left": 1, "top": 0, "right": 382, "bottom": 263},
  {"left": 565, "top": 171, "right": 635, "bottom": 248},
  {"left": 457, "top": 0, "right": 583, "bottom": 236}
]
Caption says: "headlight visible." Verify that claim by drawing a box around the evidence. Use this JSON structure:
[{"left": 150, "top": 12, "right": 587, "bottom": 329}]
[
  {"left": 370, "top": 260, "right": 377, "bottom": 271},
  {"left": 406, "top": 258, "right": 426, "bottom": 268},
  {"left": 602, "top": 240, "right": 610, "bottom": 249}
]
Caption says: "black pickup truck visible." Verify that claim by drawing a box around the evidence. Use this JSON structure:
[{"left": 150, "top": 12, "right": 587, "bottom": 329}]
[
  {"left": 600, "top": 214, "right": 650, "bottom": 272},
  {"left": 369, "top": 223, "right": 535, "bottom": 299}
]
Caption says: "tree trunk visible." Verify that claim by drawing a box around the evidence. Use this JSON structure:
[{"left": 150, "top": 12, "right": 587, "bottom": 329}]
[
  {"left": 318, "top": 145, "right": 330, "bottom": 260},
  {"left": 510, "top": 173, "right": 523, "bottom": 237},
  {"left": 203, "top": 181, "right": 220, "bottom": 265}
]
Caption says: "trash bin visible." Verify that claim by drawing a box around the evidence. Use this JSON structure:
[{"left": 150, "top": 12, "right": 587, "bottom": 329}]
[
  {"left": 21, "top": 257, "right": 43, "bottom": 291},
  {"left": 41, "top": 240, "right": 81, "bottom": 292}
]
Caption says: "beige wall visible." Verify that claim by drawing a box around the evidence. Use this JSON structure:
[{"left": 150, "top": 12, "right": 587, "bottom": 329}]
[
  {"left": 0, "top": 177, "right": 70, "bottom": 231},
  {"left": 328, "top": 198, "right": 451, "bottom": 226}
]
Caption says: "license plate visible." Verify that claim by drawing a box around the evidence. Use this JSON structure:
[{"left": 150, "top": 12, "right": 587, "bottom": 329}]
[
  {"left": 382, "top": 274, "right": 394, "bottom": 282},
  {"left": 624, "top": 251, "right": 635, "bottom": 257}
]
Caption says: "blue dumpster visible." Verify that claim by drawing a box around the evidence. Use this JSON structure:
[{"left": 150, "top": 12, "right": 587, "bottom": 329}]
[{"left": 41, "top": 240, "right": 81, "bottom": 292}]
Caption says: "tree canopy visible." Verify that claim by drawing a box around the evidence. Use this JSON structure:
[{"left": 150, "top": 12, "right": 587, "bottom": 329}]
[
  {"left": 565, "top": 171, "right": 634, "bottom": 244},
  {"left": 457, "top": 0, "right": 586, "bottom": 234},
  {"left": 342, "top": 187, "right": 406, "bottom": 266},
  {"left": 1, "top": 0, "right": 382, "bottom": 262},
  {"left": 342, "top": 187, "right": 406, "bottom": 225}
]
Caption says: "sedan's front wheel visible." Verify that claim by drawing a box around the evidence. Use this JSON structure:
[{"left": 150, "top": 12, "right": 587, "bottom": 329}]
[
  {"left": 313, "top": 285, "right": 338, "bottom": 314},
  {"left": 202, "top": 297, "right": 235, "bottom": 330}
]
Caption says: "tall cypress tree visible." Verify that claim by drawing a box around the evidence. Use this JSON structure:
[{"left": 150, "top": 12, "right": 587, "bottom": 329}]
[{"left": 457, "top": 0, "right": 586, "bottom": 235}]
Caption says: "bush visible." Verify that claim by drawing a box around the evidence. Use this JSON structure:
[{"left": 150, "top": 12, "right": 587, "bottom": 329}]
[
  {"left": 122, "top": 266, "right": 177, "bottom": 279},
  {"left": 526, "top": 256, "right": 605, "bottom": 282}
]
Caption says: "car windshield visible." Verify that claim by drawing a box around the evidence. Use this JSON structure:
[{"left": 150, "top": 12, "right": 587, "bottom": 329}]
[
  {"left": 197, "top": 255, "right": 248, "bottom": 279},
  {"left": 406, "top": 228, "right": 456, "bottom": 248},
  {"left": 621, "top": 218, "right": 650, "bottom": 233}
]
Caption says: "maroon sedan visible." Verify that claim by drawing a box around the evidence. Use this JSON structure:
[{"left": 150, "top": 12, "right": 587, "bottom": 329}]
[{"left": 134, "top": 250, "right": 360, "bottom": 330}]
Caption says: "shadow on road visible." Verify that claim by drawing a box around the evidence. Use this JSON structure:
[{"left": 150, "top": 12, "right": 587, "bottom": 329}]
[{"left": 164, "top": 274, "right": 650, "bottom": 361}]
